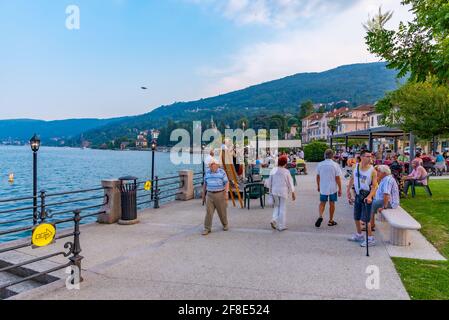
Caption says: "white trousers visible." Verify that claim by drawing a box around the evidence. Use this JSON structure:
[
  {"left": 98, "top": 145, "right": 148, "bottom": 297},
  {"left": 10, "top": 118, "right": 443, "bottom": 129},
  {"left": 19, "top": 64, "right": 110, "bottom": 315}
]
[{"left": 272, "top": 196, "right": 287, "bottom": 229}]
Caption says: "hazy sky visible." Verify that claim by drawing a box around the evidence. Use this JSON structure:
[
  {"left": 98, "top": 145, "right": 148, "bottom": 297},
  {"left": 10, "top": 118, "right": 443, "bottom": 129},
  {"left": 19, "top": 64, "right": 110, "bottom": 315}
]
[{"left": 0, "top": 0, "right": 413, "bottom": 120}]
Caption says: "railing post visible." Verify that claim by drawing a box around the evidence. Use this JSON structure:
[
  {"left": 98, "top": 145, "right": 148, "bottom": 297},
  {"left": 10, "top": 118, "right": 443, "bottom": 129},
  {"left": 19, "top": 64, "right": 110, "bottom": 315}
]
[
  {"left": 98, "top": 179, "right": 121, "bottom": 224},
  {"left": 176, "top": 170, "right": 194, "bottom": 201},
  {"left": 39, "top": 190, "right": 46, "bottom": 222},
  {"left": 70, "top": 209, "right": 84, "bottom": 283},
  {"left": 154, "top": 176, "right": 160, "bottom": 209}
]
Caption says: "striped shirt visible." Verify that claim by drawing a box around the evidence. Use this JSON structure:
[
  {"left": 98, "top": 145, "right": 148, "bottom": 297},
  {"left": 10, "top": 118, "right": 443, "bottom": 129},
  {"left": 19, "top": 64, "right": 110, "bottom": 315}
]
[
  {"left": 375, "top": 175, "right": 400, "bottom": 209},
  {"left": 204, "top": 168, "right": 229, "bottom": 192}
]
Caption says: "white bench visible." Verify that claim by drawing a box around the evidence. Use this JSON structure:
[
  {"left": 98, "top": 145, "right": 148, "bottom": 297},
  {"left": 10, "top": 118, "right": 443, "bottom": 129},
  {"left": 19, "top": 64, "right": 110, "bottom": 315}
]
[{"left": 382, "top": 207, "right": 421, "bottom": 246}]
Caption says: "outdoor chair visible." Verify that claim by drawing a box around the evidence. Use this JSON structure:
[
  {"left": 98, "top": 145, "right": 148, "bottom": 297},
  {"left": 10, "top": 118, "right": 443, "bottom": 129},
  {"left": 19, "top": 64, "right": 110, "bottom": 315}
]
[
  {"left": 243, "top": 182, "right": 265, "bottom": 210},
  {"left": 296, "top": 163, "right": 306, "bottom": 175},
  {"left": 410, "top": 175, "right": 432, "bottom": 198}
]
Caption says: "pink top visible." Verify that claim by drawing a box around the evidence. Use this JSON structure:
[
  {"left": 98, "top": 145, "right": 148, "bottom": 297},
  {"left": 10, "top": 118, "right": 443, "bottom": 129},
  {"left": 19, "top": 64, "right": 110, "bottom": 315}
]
[{"left": 408, "top": 166, "right": 428, "bottom": 185}]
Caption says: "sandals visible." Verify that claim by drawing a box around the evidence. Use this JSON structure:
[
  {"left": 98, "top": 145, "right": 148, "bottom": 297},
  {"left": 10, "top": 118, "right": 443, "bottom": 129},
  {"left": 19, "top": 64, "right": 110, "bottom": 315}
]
[
  {"left": 328, "top": 221, "right": 338, "bottom": 226},
  {"left": 315, "top": 217, "right": 323, "bottom": 228}
]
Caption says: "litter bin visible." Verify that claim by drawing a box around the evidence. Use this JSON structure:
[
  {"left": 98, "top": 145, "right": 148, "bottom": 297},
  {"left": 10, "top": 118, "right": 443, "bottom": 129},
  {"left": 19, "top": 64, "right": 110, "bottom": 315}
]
[{"left": 118, "top": 176, "right": 139, "bottom": 225}]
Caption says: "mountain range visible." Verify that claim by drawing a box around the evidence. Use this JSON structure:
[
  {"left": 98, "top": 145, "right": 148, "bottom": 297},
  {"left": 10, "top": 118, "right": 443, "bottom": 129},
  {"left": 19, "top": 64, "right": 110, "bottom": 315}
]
[{"left": 0, "top": 62, "right": 402, "bottom": 146}]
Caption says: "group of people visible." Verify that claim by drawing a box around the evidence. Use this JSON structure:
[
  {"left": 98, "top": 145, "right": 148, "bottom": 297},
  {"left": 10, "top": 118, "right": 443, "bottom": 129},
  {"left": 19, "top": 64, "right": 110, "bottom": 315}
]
[{"left": 200, "top": 147, "right": 415, "bottom": 250}]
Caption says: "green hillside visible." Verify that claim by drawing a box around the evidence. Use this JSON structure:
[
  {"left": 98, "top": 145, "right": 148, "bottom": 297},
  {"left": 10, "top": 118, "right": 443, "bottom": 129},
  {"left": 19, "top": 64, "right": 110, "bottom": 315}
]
[{"left": 79, "top": 62, "right": 402, "bottom": 147}]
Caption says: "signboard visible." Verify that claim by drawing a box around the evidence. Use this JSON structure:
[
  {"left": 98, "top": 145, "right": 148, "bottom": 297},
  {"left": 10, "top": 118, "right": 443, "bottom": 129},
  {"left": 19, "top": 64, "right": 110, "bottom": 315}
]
[
  {"left": 32, "top": 223, "right": 56, "bottom": 247},
  {"left": 144, "top": 180, "right": 152, "bottom": 191}
]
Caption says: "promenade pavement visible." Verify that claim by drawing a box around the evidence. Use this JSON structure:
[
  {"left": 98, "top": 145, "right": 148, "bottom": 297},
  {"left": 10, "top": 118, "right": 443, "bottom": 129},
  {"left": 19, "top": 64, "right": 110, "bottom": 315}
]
[{"left": 11, "top": 163, "right": 409, "bottom": 300}]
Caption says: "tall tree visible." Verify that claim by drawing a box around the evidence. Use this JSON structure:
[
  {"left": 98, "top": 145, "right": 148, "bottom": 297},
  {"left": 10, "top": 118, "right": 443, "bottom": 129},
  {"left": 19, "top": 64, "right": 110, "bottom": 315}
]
[
  {"left": 365, "top": 1, "right": 449, "bottom": 141},
  {"left": 376, "top": 80, "right": 449, "bottom": 140},
  {"left": 364, "top": 0, "right": 449, "bottom": 84},
  {"left": 299, "top": 100, "right": 314, "bottom": 120}
]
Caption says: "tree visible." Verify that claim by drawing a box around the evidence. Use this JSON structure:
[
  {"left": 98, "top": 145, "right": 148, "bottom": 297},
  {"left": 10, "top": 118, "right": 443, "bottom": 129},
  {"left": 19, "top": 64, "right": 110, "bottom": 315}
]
[
  {"left": 327, "top": 117, "right": 339, "bottom": 137},
  {"left": 317, "top": 105, "right": 326, "bottom": 113},
  {"left": 376, "top": 80, "right": 449, "bottom": 140},
  {"left": 364, "top": 1, "right": 449, "bottom": 84},
  {"left": 299, "top": 100, "right": 314, "bottom": 120},
  {"left": 365, "top": 1, "right": 449, "bottom": 141}
]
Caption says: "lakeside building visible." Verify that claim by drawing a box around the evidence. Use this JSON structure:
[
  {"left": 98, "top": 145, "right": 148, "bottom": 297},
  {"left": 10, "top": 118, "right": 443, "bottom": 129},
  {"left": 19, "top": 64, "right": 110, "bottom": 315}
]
[
  {"left": 301, "top": 105, "right": 374, "bottom": 144},
  {"left": 135, "top": 131, "right": 149, "bottom": 149}
]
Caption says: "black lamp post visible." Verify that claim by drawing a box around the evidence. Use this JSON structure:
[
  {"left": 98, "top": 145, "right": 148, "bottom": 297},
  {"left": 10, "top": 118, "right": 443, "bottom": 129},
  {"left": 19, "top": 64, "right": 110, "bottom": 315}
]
[
  {"left": 242, "top": 121, "right": 246, "bottom": 173},
  {"left": 30, "top": 134, "right": 41, "bottom": 225},
  {"left": 201, "top": 144, "right": 206, "bottom": 180},
  {"left": 150, "top": 129, "right": 160, "bottom": 200}
]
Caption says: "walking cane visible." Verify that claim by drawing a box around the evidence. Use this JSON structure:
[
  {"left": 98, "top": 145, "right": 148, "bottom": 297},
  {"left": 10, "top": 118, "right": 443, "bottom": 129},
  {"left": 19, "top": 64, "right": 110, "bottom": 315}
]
[{"left": 365, "top": 203, "right": 370, "bottom": 257}]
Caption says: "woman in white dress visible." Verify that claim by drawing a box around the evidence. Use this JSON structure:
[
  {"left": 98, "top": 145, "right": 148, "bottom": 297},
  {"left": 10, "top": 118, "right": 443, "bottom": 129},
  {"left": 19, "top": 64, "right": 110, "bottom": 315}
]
[{"left": 265, "top": 156, "right": 296, "bottom": 231}]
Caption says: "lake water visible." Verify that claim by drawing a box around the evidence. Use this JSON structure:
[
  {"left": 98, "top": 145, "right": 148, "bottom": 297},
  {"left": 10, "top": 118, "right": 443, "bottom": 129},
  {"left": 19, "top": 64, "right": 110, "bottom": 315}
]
[{"left": 0, "top": 146, "right": 202, "bottom": 242}]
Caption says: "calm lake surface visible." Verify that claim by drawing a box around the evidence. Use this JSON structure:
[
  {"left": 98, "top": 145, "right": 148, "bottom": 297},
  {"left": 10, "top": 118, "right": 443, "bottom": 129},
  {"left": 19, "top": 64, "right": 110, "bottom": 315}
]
[{"left": 0, "top": 146, "right": 201, "bottom": 242}]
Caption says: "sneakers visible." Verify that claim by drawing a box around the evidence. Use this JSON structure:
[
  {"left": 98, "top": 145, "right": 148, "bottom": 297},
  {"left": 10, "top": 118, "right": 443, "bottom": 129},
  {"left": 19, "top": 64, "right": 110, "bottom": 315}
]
[
  {"left": 360, "top": 238, "right": 376, "bottom": 247},
  {"left": 277, "top": 227, "right": 288, "bottom": 231},
  {"left": 348, "top": 233, "right": 365, "bottom": 242},
  {"left": 270, "top": 220, "right": 277, "bottom": 230},
  {"left": 315, "top": 217, "right": 323, "bottom": 228}
]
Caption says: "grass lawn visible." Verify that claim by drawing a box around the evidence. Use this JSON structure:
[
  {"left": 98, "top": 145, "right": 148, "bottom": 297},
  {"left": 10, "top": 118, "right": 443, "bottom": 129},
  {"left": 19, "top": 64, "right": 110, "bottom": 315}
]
[{"left": 392, "top": 180, "right": 449, "bottom": 300}]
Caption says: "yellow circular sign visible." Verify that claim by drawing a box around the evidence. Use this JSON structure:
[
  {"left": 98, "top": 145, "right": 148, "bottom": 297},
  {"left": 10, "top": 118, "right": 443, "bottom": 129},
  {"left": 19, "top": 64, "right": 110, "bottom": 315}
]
[
  {"left": 144, "top": 180, "right": 152, "bottom": 191},
  {"left": 32, "top": 223, "right": 56, "bottom": 247}
]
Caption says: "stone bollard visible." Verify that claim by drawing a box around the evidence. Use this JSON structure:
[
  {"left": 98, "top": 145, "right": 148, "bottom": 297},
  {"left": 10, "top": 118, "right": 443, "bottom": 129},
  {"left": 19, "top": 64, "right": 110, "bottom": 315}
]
[
  {"left": 97, "top": 179, "right": 122, "bottom": 224},
  {"left": 176, "top": 170, "right": 194, "bottom": 201}
]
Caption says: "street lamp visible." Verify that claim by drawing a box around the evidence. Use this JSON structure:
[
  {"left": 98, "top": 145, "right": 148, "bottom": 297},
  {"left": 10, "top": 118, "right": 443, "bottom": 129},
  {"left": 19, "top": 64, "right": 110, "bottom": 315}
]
[
  {"left": 242, "top": 122, "right": 246, "bottom": 175},
  {"left": 150, "top": 129, "right": 160, "bottom": 200},
  {"left": 201, "top": 144, "right": 206, "bottom": 180},
  {"left": 30, "top": 134, "right": 40, "bottom": 225}
]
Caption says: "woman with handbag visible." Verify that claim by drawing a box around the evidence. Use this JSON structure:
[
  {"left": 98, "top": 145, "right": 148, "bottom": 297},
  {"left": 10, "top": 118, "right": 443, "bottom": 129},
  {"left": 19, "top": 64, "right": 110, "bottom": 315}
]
[
  {"left": 265, "top": 156, "right": 296, "bottom": 231},
  {"left": 347, "top": 150, "right": 378, "bottom": 247}
]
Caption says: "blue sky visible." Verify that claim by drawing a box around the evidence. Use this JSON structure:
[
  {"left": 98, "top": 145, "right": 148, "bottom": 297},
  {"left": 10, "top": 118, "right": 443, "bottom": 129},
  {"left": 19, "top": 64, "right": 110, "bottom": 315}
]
[{"left": 0, "top": 0, "right": 412, "bottom": 120}]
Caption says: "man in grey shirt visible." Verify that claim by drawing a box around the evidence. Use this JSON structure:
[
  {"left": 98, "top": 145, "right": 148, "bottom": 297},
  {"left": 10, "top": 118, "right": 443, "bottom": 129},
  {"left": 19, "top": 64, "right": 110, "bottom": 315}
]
[{"left": 315, "top": 149, "right": 342, "bottom": 228}]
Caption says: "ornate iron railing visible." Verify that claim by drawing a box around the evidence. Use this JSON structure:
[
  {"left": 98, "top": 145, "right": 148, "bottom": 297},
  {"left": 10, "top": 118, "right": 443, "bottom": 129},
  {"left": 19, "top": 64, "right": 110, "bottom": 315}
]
[
  {"left": 0, "top": 170, "right": 202, "bottom": 298},
  {"left": 0, "top": 187, "right": 109, "bottom": 299}
]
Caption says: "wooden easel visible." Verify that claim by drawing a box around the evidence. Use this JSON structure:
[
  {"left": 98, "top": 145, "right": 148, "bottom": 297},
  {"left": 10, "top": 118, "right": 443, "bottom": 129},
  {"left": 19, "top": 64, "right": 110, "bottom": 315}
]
[{"left": 221, "top": 150, "right": 244, "bottom": 208}]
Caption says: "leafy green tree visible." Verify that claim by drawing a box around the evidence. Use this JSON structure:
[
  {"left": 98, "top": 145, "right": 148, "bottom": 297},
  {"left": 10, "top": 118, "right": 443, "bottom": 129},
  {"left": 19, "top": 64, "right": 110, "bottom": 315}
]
[
  {"left": 299, "top": 100, "right": 314, "bottom": 120},
  {"left": 365, "top": 1, "right": 449, "bottom": 141},
  {"left": 376, "top": 80, "right": 449, "bottom": 139},
  {"left": 364, "top": 1, "right": 449, "bottom": 84}
]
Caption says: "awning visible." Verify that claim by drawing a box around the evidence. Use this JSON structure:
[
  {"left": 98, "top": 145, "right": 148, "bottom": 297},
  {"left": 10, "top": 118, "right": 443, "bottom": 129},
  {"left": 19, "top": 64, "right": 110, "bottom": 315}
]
[{"left": 332, "top": 126, "right": 407, "bottom": 139}]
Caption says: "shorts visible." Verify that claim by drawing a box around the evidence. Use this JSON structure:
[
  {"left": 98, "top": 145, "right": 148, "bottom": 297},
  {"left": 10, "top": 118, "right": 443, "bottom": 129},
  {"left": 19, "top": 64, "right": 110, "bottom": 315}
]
[
  {"left": 354, "top": 194, "right": 372, "bottom": 223},
  {"left": 320, "top": 193, "right": 337, "bottom": 202}
]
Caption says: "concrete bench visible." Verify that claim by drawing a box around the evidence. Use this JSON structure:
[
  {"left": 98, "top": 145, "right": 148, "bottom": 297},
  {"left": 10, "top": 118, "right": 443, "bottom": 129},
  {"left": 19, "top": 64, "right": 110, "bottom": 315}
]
[{"left": 382, "top": 207, "right": 421, "bottom": 246}]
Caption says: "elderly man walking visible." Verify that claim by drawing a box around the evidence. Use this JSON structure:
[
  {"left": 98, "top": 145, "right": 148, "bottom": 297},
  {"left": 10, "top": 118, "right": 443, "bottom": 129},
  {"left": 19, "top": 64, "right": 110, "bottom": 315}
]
[
  {"left": 315, "top": 149, "right": 342, "bottom": 228},
  {"left": 202, "top": 158, "right": 230, "bottom": 235}
]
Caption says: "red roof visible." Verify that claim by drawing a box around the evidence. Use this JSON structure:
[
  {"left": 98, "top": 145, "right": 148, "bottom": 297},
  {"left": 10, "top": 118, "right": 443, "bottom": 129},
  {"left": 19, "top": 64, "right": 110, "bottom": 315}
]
[
  {"left": 303, "top": 113, "right": 323, "bottom": 121},
  {"left": 353, "top": 104, "right": 375, "bottom": 112}
]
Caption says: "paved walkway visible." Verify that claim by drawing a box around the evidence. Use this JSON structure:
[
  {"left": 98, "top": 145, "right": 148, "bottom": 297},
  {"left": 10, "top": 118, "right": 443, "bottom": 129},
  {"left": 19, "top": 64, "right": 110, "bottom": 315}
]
[{"left": 12, "top": 164, "right": 409, "bottom": 300}]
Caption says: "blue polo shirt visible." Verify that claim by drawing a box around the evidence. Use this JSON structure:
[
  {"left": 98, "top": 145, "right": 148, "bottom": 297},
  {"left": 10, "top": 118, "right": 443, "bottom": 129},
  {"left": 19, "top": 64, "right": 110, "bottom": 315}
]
[{"left": 204, "top": 168, "right": 229, "bottom": 192}]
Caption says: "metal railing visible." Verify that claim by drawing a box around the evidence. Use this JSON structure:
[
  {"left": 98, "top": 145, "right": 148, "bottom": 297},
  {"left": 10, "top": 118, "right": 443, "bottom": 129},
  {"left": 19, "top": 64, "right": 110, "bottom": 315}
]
[
  {"left": 0, "top": 187, "right": 109, "bottom": 299},
  {"left": 0, "top": 170, "right": 203, "bottom": 298},
  {"left": 133, "top": 171, "right": 204, "bottom": 210}
]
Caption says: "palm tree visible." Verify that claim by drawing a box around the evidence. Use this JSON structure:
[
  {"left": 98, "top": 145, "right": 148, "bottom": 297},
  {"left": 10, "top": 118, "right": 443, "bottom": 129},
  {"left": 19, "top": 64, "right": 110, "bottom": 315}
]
[
  {"left": 327, "top": 117, "right": 340, "bottom": 148},
  {"left": 363, "top": 6, "right": 393, "bottom": 32}
]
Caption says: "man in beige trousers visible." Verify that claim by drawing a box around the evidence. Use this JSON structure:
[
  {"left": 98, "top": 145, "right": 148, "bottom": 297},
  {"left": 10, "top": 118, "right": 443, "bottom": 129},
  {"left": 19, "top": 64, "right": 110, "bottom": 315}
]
[{"left": 202, "top": 158, "right": 229, "bottom": 235}]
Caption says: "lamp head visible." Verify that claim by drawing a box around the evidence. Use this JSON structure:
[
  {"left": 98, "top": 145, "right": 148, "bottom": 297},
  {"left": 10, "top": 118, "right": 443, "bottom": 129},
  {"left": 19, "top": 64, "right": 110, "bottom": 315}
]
[
  {"left": 30, "top": 134, "right": 41, "bottom": 152},
  {"left": 151, "top": 140, "right": 157, "bottom": 150}
]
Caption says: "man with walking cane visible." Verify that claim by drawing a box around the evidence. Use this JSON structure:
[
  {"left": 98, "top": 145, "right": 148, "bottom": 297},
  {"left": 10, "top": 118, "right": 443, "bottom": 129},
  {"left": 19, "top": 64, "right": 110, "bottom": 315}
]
[{"left": 347, "top": 150, "right": 378, "bottom": 254}]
